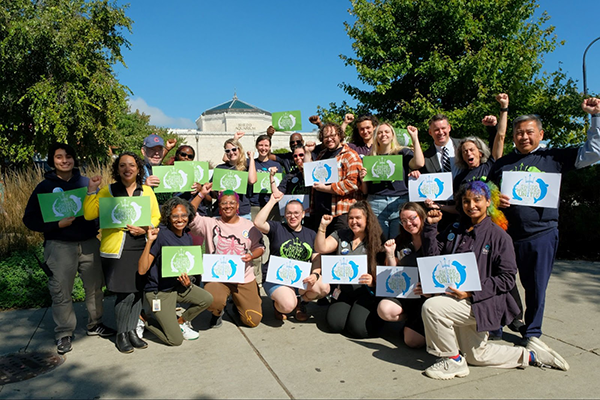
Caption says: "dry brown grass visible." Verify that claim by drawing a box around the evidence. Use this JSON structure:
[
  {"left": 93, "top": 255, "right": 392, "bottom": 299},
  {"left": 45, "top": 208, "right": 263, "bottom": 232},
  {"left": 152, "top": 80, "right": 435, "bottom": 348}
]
[{"left": 0, "top": 162, "right": 113, "bottom": 257}]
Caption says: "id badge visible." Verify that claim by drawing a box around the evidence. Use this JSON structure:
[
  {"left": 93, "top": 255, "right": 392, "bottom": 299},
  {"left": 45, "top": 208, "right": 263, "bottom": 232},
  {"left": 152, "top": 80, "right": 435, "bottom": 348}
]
[
  {"left": 332, "top": 287, "right": 341, "bottom": 300},
  {"left": 152, "top": 299, "right": 161, "bottom": 312}
]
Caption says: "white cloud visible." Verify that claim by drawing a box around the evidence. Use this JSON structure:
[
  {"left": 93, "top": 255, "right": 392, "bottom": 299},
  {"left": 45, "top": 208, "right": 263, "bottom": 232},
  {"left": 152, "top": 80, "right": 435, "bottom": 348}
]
[{"left": 128, "top": 97, "right": 196, "bottom": 129}]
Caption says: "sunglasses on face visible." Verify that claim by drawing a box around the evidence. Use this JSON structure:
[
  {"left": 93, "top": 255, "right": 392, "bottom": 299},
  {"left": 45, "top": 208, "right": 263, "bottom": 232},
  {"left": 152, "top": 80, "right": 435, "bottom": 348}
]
[
  {"left": 178, "top": 152, "right": 194, "bottom": 160},
  {"left": 290, "top": 140, "right": 303, "bottom": 145},
  {"left": 293, "top": 153, "right": 305, "bottom": 158},
  {"left": 224, "top": 147, "right": 238, "bottom": 154}
]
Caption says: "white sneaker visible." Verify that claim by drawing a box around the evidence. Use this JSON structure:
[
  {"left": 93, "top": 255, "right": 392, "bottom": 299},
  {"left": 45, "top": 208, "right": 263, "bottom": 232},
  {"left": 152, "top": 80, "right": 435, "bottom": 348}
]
[
  {"left": 180, "top": 321, "right": 199, "bottom": 340},
  {"left": 136, "top": 318, "right": 145, "bottom": 339},
  {"left": 424, "top": 357, "right": 470, "bottom": 380},
  {"left": 526, "top": 337, "right": 570, "bottom": 371}
]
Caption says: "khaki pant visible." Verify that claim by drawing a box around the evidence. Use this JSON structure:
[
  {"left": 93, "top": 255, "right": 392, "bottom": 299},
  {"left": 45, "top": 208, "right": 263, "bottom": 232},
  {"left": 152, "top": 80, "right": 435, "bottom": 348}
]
[
  {"left": 422, "top": 296, "right": 528, "bottom": 368},
  {"left": 205, "top": 281, "right": 262, "bottom": 328}
]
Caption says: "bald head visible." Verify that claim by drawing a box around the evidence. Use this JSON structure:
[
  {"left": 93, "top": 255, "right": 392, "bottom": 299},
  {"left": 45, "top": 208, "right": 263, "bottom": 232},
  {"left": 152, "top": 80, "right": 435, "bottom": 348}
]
[{"left": 289, "top": 133, "right": 304, "bottom": 150}]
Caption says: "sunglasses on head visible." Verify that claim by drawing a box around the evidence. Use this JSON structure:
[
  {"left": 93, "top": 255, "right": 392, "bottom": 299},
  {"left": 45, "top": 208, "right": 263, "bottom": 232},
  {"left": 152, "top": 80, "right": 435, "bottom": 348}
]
[{"left": 224, "top": 147, "right": 239, "bottom": 154}]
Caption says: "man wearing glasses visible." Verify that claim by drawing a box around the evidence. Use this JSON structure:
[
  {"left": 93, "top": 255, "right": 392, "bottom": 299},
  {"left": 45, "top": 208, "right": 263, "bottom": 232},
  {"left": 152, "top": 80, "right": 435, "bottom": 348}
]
[{"left": 266, "top": 125, "right": 306, "bottom": 174}]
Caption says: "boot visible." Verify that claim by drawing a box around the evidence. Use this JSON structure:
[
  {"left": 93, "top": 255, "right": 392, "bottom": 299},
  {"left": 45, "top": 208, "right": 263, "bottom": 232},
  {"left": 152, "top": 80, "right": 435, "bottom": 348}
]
[
  {"left": 116, "top": 332, "right": 133, "bottom": 354},
  {"left": 128, "top": 330, "right": 148, "bottom": 349}
]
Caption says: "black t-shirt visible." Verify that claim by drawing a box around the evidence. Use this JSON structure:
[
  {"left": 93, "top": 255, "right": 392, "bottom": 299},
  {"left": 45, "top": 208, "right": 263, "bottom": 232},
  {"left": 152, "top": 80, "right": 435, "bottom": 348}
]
[
  {"left": 278, "top": 169, "right": 310, "bottom": 195},
  {"left": 275, "top": 152, "right": 297, "bottom": 174},
  {"left": 144, "top": 224, "right": 193, "bottom": 292},
  {"left": 263, "top": 221, "right": 316, "bottom": 276}
]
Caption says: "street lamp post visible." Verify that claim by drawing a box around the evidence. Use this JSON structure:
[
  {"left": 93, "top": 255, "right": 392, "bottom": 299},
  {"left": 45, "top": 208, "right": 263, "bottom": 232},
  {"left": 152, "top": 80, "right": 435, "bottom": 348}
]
[{"left": 583, "top": 36, "right": 600, "bottom": 96}]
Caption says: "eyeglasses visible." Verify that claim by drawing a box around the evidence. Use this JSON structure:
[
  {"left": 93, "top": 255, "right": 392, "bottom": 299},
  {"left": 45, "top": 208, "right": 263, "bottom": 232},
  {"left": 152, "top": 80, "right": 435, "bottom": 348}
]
[
  {"left": 400, "top": 215, "right": 419, "bottom": 225},
  {"left": 178, "top": 152, "right": 194, "bottom": 160},
  {"left": 170, "top": 213, "right": 189, "bottom": 220},
  {"left": 293, "top": 153, "right": 305, "bottom": 159},
  {"left": 285, "top": 211, "right": 302, "bottom": 217},
  {"left": 322, "top": 134, "right": 337, "bottom": 141},
  {"left": 290, "top": 140, "right": 303, "bottom": 145},
  {"left": 224, "top": 147, "right": 239, "bottom": 154}
]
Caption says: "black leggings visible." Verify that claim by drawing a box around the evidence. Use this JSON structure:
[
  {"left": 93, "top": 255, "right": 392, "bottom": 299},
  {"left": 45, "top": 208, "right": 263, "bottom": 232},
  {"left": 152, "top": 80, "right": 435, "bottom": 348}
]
[
  {"left": 114, "top": 292, "right": 143, "bottom": 334},
  {"left": 326, "top": 285, "right": 382, "bottom": 339}
]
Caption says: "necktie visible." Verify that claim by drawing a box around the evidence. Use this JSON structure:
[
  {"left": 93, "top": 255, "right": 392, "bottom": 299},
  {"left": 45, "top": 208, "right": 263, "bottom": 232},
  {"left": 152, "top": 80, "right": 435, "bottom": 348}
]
[{"left": 441, "top": 146, "right": 451, "bottom": 173}]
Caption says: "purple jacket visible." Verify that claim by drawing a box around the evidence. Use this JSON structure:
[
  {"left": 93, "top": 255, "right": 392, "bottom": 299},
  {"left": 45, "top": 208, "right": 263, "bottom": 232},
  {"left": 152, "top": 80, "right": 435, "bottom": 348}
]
[{"left": 422, "top": 217, "right": 520, "bottom": 332}]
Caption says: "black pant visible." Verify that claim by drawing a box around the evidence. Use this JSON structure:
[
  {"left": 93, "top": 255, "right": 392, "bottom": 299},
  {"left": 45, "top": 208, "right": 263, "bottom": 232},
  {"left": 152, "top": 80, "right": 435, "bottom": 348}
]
[{"left": 326, "top": 284, "right": 382, "bottom": 339}]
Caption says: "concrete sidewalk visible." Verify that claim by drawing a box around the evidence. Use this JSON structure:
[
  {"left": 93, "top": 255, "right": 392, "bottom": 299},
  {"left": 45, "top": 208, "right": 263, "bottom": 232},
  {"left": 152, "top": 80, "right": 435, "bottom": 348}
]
[{"left": 1, "top": 259, "right": 599, "bottom": 399}]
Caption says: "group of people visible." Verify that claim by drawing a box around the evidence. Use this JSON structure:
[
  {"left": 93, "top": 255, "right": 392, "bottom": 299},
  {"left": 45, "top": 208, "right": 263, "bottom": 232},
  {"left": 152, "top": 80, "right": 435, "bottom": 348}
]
[{"left": 23, "top": 94, "right": 600, "bottom": 380}]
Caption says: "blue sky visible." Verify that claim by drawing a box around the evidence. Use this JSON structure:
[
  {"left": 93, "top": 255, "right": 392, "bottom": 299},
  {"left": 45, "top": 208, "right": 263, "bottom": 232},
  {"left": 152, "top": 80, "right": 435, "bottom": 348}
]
[{"left": 113, "top": 0, "right": 600, "bottom": 131}]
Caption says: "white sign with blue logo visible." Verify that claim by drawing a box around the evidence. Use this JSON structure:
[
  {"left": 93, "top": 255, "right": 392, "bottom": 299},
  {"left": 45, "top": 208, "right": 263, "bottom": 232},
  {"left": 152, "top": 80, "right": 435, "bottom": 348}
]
[
  {"left": 321, "top": 255, "right": 368, "bottom": 285},
  {"left": 500, "top": 171, "right": 561, "bottom": 209},
  {"left": 417, "top": 252, "right": 481, "bottom": 294},
  {"left": 266, "top": 255, "right": 312, "bottom": 290},
  {"left": 303, "top": 158, "right": 339, "bottom": 187},
  {"left": 201, "top": 254, "right": 245, "bottom": 283},
  {"left": 408, "top": 172, "right": 453, "bottom": 202},
  {"left": 375, "top": 266, "right": 420, "bottom": 299},
  {"left": 278, "top": 194, "right": 310, "bottom": 217}
]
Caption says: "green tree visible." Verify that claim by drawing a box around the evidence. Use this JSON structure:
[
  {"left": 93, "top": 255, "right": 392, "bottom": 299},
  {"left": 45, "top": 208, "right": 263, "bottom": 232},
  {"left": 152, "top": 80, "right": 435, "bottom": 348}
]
[
  {"left": 0, "top": 0, "right": 132, "bottom": 167},
  {"left": 335, "top": 0, "right": 589, "bottom": 145}
]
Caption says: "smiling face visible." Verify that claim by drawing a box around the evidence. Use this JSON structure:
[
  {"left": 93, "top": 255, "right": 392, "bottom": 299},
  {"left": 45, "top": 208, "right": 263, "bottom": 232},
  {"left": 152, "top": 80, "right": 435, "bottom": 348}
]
[
  {"left": 462, "top": 190, "right": 490, "bottom": 225},
  {"left": 284, "top": 201, "right": 304, "bottom": 230},
  {"left": 53, "top": 148, "right": 74, "bottom": 175},
  {"left": 176, "top": 146, "right": 195, "bottom": 161},
  {"left": 219, "top": 194, "right": 239, "bottom": 220},
  {"left": 118, "top": 155, "right": 139, "bottom": 185},
  {"left": 322, "top": 126, "right": 341, "bottom": 150},
  {"left": 357, "top": 120, "right": 375, "bottom": 143},
  {"left": 400, "top": 209, "right": 422, "bottom": 236},
  {"left": 292, "top": 147, "right": 305, "bottom": 169},
  {"left": 289, "top": 133, "right": 304, "bottom": 150},
  {"left": 376, "top": 124, "right": 394, "bottom": 147},
  {"left": 428, "top": 119, "right": 451, "bottom": 146},
  {"left": 461, "top": 141, "right": 482, "bottom": 169},
  {"left": 348, "top": 208, "right": 367, "bottom": 236},
  {"left": 142, "top": 145, "right": 163, "bottom": 166},
  {"left": 514, "top": 120, "right": 544, "bottom": 154},
  {"left": 224, "top": 142, "right": 240, "bottom": 163},
  {"left": 256, "top": 139, "right": 271, "bottom": 158},
  {"left": 169, "top": 204, "right": 189, "bottom": 235}
]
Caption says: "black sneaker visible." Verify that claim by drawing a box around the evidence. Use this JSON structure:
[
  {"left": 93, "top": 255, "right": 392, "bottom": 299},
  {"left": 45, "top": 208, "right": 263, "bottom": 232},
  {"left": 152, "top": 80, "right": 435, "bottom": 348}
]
[
  {"left": 508, "top": 319, "right": 525, "bottom": 333},
  {"left": 209, "top": 312, "right": 223, "bottom": 329},
  {"left": 56, "top": 336, "right": 72, "bottom": 355},
  {"left": 87, "top": 323, "right": 116, "bottom": 337}
]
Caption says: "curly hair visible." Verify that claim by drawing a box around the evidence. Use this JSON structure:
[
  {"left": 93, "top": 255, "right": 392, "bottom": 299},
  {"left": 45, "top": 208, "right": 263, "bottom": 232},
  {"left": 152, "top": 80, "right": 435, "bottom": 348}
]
[
  {"left": 159, "top": 197, "right": 195, "bottom": 230},
  {"left": 348, "top": 200, "right": 383, "bottom": 278},
  {"left": 397, "top": 202, "right": 426, "bottom": 244},
  {"left": 318, "top": 123, "right": 344, "bottom": 143},
  {"left": 351, "top": 115, "right": 379, "bottom": 146},
  {"left": 454, "top": 137, "right": 491, "bottom": 169},
  {"left": 111, "top": 152, "right": 145, "bottom": 185},
  {"left": 224, "top": 138, "right": 247, "bottom": 171}
]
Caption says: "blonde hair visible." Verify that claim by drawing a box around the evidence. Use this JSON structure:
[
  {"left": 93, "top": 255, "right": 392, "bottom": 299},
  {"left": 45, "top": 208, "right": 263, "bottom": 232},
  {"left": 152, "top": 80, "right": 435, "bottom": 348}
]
[
  {"left": 370, "top": 123, "right": 405, "bottom": 156},
  {"left": 224, "top": 138, "right": 247, "bottom": 171}
]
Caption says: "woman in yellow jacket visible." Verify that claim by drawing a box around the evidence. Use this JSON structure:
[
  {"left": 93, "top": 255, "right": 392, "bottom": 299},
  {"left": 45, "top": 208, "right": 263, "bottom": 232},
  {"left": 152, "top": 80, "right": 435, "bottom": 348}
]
[{"left": 84, "top": 152, "right": 160, "bottom": 353}]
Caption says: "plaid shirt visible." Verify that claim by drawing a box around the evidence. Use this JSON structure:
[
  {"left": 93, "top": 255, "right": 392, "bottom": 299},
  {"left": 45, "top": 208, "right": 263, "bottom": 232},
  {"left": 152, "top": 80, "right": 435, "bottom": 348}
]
[{"left": 315, "top": 143, "right": 363, "bottom": 217}]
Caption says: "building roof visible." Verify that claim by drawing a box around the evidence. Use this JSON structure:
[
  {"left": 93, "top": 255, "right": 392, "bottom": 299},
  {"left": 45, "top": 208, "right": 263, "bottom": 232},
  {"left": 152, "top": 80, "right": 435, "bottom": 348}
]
[{"left": 202, "top": 94, "right": 271, "bottom": 116}]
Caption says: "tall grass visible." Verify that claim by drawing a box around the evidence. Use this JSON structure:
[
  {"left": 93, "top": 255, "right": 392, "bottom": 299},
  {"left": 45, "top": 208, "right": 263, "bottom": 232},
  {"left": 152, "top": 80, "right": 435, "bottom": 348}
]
[{"left": 0, "top": 162, "right": 113, "bottom": 257}]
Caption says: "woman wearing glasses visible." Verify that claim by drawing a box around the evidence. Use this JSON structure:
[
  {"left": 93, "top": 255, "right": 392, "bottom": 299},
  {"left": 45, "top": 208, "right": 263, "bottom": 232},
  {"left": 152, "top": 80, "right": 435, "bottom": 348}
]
[
  {"left": 213, "top": 138, "right": 257, "bottom": 220},
  {"left": 254, "top": 192, "right": 329, "bottom": 321},
  {"left": 359, "top": 124, "right": 424, "bottom": 241},
  {"left": 377, "top": 202, "right": 427, "bottom": 348}
]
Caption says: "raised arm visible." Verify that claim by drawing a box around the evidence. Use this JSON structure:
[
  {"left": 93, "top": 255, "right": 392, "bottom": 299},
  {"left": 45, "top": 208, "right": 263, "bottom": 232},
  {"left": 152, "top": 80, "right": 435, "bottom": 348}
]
[
  {"left": 314, "top": 215, "right": 339, "bottom": 254},
  {"left": 254, "top": 190, "right": 282, "bottom": 234},
  {"left": 491, "top": 93, "right": 509, "bottom": 161},
  {"left": 576, "top": 97, "right": 600, "bottom": 168},
  {"left": 247, "top": 150, "right": 257, "bottom": 184},
  {"left": 138, "top": 227, "right": 159, "bottom": 275},
  {"left": 406, "top": 125, "right": 425, "bottom": 170}
]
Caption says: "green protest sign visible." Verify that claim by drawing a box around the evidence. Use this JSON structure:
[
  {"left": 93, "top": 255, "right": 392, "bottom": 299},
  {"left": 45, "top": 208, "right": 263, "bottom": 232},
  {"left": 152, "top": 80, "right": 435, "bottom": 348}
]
[
  {"left": 161, "top": 246, "right": 204, "bottom": 278},
  {"left": 176, "top": 161, "right": 209, "bottom": 184},
  {"left": 253, "top": 172, "right": 283, "bottom": 194},
  {"left": 212, "top": 168, "right": 248, "bottom": 194},
  {"left": 99, "top": 196, "right": 152, "bottom": 229},
  {"left": 272, "top": 110, "right": 302, "bottom": 131},
  {"left": 362, "top": 155, "right": 404, "bottom": 182},
  {"left": 394, "top": 127, "right": 413, "bottom": 147},
  {"left": 37, "top": 187, "right": 87, "bottom": 222},
  {"left": 153, "top": 164, "right": 196, "bottom": 193}
]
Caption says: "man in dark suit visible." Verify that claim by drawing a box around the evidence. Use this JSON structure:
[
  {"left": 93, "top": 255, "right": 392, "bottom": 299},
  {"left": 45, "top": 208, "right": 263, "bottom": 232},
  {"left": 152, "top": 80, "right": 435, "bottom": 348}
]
[{"left": 421, "top": 114, "right": 461, "bottom": 175}]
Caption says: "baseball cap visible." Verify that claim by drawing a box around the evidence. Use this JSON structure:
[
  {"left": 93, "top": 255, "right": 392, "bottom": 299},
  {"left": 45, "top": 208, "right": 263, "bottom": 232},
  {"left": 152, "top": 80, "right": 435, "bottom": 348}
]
[{"left": 143, "top": 134, "right": 164, "bottom": 148}]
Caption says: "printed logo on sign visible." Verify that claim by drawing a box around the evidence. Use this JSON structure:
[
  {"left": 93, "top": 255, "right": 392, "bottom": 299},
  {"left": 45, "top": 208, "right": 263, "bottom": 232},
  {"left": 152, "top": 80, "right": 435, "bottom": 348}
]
[
  {"left": 275, "top": 260, "right": 302, "bottom": 285},
  {"left": 170, "top": 249, "right": 195, "bottom": 274},
  {"left": 371, "top": 158, "right": 395, "bottom": 179},
  {"left": 163, "top": 169, "right": 188, "bottom": 190},
  {"left": 260, "top": 174, "right": 280, "bottom": 191},
  {"left": 220, "top": 171, "right": 242, "bottom": 191},
  {"left": 511, "top": 174, "right": 548, "bottom": 204},
  {"left": 417, "top": 176, "right": 445, "bottom": 199},
  {"left": 312, "top": 163, "right": 332, "bottom": 183},
  {"left": 331, "top": 258, "right": 359, "bottom": 282},
  {"left": 277, "top": 113, "right": 296, "bottom": 130},
  {"left": 111, "top": 201, "right": 142, "bottom": 225},
  {"left": 210, "top": 257, "right": 237, "bottom": 280},
  {"left": 194, "top": 165, "right": 204, "bottom": 182},
  {"left": 432, "top": 257, "right": 467, "bottom": 289},
  {"left": 280, "top": 238, "right": 312, "bottom": 261},
  {"left": 385, "top": 270, "right": 411, "bottom": 296},
  {"left": 52, "top": 193, "right": 82, "bottom": 217}
]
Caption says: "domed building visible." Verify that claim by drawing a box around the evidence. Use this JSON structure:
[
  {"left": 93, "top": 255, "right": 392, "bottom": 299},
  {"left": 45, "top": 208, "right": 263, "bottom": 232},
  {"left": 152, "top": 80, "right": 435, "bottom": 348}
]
[{"left": 195, "top": 94, "right": 272, "bottom": 133}]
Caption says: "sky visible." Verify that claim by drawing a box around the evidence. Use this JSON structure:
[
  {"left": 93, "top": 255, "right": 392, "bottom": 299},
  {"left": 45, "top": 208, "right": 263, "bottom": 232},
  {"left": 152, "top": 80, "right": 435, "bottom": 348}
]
[{"left": 113, "top": 0, "right": 600, "bottom": 132}]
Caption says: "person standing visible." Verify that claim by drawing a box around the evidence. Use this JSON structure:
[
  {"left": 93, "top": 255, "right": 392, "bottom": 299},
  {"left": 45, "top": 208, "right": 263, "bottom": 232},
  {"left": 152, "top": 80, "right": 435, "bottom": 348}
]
[{"left": 23, "top": 143, "right": 116, "bottom": 355}]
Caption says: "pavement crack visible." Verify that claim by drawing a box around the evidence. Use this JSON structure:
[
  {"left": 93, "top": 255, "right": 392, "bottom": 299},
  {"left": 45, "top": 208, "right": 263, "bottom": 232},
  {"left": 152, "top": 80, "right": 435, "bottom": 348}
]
[{"left": 20, "top": 307, "right": 48, "bottom": 354}]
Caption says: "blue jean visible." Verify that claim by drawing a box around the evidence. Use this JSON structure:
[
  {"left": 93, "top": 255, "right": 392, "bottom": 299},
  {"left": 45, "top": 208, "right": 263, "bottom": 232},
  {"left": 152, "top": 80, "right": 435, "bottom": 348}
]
[
  {"left": 513, "top": 228, "right": 559, "bottom": 338},
  {"left": 367, "top": 194, "right": 408, "bottom": 241}
]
